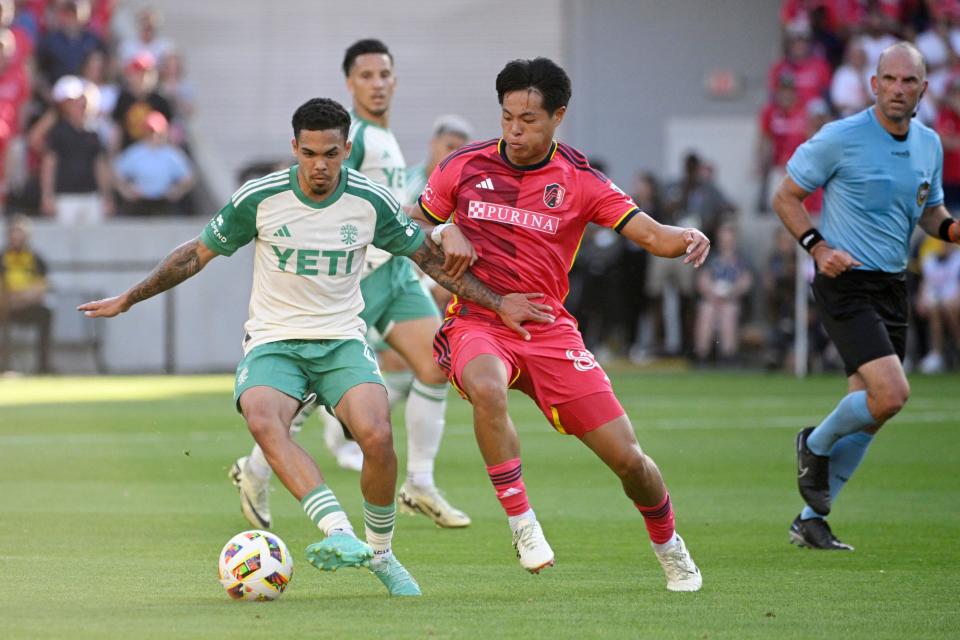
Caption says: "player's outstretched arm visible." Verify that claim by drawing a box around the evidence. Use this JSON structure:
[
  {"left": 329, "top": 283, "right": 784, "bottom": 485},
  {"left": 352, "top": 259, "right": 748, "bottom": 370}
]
[
  {"left": 773, "top": 175, "right": 860, "bottom": 278},
  {"left": 410, "top": 208, "right": 477, "bottom": 279},
  {"left": 77, "top": 237, "right": 218, "bottom": 318},
  {"left": 408, "top": 237, "right": 554, "bottom": 340},
  {"left": 619, "top": 211, "right": 711, "bottom": 267}
]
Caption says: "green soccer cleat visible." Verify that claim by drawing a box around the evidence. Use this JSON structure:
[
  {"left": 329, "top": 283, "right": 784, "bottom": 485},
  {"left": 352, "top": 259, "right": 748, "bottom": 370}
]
[
  {"left": 305, "top": 534, "right": 373, "bottom": 571},
  {"left": 369, "top": 553, "right": 422, "bottom": 596}
]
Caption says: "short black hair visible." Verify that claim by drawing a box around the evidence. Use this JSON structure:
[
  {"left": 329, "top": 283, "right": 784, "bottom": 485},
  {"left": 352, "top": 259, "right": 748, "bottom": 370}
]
[
  {"left": 291, "top": 98, "right": 351, "bottom": 141},
  {"left": 342, "top": 38, "right": 392, "bottom": 77},
  {"left": 496, "top": 57, "right": 572, "bottom": 114}
]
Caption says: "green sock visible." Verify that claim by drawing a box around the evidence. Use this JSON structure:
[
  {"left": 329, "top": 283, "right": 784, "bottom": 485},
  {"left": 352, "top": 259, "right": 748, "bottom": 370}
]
[
  {"left": 364, "top": 501, "right": 396, "bottom": 554},
  {"left": 301, "top": 484, "right": 353, "bottom": 535}
]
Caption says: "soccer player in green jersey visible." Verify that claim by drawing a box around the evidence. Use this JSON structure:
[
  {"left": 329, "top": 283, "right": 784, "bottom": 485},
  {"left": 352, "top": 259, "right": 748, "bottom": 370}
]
[
  {"left": 235, "top": 39, "right": 475, "bottom": 529},
  {"left": 79, "top": 98, "right": 554, "bottom": 596}
]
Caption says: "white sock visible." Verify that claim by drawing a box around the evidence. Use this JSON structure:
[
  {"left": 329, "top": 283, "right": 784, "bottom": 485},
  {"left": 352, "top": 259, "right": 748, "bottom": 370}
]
[
  {"left": 652, "top": 532, "right": 680, "bottom": 553},
  {"left": 405, "top": 379, "right": 447, "bottom": 490},
  {"left": 245, "top": 444, "right": 273, "bottom": 482},
  {"left": 508, "top": 508, "right": 537, "bottom": 533},
  {"left": 364, "top": 501, "right": 396, "bottom": 555},
  {"left": 383, "top": 370, "right": 414, "bottom": 410}
]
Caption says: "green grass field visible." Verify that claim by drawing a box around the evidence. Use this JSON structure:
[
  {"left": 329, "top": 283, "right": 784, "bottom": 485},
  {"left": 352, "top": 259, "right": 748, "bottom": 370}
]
[{"left": 1, "top": 370, "right": 957, "bottom": 639}]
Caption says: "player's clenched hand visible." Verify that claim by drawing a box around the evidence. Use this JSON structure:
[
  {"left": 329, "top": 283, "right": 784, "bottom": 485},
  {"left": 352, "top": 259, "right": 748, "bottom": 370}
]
[
  {"left": 811, "top": 245, "right": 861, "bottom": 278},
  {"left": 497, "top": 293, "right": 555, "bottom": 341},
  {"left": 682, "top": 229, "right": 711, "bottom": 267},
  {"left": 77, "top": 295, "right": 130, "bottom": 318},
  {"left": 439, "top": 225, "right": 478, "bottom": 279}
]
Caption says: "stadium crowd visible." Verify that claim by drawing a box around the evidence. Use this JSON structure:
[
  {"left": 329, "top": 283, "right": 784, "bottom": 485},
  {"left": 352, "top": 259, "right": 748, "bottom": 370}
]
[{"left": 2, "top": 0, "right": 960, "bottom": 375}]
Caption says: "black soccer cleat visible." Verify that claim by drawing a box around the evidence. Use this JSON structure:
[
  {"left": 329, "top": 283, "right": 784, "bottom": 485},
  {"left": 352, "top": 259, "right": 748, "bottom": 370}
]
[
  {"left": 789, "top": 515, "right": 854, "bottom": 551},
  {"left": 796, "top": 426, "right": 831, "bottom": 516}
]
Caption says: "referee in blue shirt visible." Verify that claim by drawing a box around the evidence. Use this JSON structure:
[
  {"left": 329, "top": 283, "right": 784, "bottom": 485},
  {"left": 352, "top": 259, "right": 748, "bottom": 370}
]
[{"left": 774, "top": 42, "right": 960, "bottom": 551}]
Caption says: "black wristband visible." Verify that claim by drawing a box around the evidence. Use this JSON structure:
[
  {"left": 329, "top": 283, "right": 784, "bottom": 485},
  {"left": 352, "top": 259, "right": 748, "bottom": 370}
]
[
  {"left": 798, "top": 228, "right": 825, "bottom": 253},
  {"left": 938, "top": 218, "right": 957, "bottom": 242}
]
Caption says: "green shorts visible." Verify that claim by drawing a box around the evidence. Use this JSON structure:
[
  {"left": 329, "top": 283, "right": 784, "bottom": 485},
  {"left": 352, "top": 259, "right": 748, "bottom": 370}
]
[
  {"left": 361, "top": 257, "right": 439, "bottom": 346},
  {"left": 233, "top": 338, "right": 383, "bottom": 413}
]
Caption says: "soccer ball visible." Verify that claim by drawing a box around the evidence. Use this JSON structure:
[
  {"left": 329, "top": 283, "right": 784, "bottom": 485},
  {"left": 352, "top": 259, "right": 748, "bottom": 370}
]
[{"left": 218, "top": 530, "right": 293, "bottom": 601}]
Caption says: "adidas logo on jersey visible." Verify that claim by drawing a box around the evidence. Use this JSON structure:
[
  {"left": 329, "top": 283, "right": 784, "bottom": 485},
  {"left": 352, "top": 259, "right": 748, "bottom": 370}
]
[
  {"left": 475, "top": 177, "right": 495, "bottom": 191},
  {"left": 273, "top": 225, "right": 292, "bottom": 238}
]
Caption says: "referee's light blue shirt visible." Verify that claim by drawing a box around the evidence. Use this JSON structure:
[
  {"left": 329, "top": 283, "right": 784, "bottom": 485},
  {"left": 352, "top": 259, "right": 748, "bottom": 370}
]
[{"left": 786, "top": 107, "right": 943, "bottom": 272}]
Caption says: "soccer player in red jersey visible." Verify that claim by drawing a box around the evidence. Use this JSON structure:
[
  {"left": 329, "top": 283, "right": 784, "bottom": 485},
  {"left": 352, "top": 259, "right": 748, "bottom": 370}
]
[{"left": 414, "top": 58, "right": 710, "bottom": 591}]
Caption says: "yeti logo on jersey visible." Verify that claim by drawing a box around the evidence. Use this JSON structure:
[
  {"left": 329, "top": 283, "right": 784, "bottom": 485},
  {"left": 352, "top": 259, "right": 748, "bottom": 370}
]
[
  {"left": 543, "top": 183, "right": 565, "bottom": 208},
  {"left": 917, "top": 181, "right": 931, "bottom": 207},
  {"left": 339, "top": 224, "right": 358, "bottom": 245}
]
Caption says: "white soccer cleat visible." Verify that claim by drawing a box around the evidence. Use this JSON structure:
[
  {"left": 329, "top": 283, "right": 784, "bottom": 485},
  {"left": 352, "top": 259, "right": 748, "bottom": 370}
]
[
  {"left": 398, "top": 482, "right": 472, "bottom": 528},
  {"left": 653, "top": 534, "right": 702, "bottom": 592},
  {"left": 290, "top": 392, "right": 318, "bottom": 434},
  {"left": 512, "top": 519, "right": 555, "bottom": 573},
  {"left": 228, "top": 456, "right": 272, "bottom": 530},
  {"left": 333, "top": 441, "right": 364, "bottom": 472}
]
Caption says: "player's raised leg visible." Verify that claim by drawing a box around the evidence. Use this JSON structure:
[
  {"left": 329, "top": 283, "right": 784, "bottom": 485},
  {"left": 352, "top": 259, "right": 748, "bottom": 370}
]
[
  {"left": 335, "top": 382, "right": 420, "bottom": 595},
  {"left": 388, "top": 316, "right": 471, "bottom": 528},
  {"left": 239, "top": 385, "right": 372, "bottom": 572},
  {"left": 461, "top": 353, "right": 554, "bottom": 573},
  {"left": 230, "top": 392, "right": 318, "bottom": 529},
  {"left": 579, "top": 411, "right": 702, "bottom": 592}
]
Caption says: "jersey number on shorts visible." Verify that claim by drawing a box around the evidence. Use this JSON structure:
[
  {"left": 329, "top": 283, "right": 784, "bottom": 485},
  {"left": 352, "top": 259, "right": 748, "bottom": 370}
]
[{"left": 566, "top": 349, "right": 598, "bottom": 372}]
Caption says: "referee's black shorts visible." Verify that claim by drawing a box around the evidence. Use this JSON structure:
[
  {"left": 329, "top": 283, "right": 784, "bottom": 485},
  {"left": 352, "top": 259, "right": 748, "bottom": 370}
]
[{"left": 812, "top": 269, "right": 908, "bottom": 377}]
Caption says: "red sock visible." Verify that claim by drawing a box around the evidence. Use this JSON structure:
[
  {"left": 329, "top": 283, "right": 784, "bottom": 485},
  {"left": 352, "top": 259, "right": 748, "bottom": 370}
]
[
  {"left": 486, "top": 458, "right": 530, "bottom": 517},
  {"left": 635, "top": 492, "right": 676, "bottom": 544}
]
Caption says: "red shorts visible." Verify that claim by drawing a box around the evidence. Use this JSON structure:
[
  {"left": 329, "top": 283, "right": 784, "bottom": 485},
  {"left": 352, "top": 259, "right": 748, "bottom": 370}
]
[{"left": 433, "top": 317, "right": 624, "bottom": 437}]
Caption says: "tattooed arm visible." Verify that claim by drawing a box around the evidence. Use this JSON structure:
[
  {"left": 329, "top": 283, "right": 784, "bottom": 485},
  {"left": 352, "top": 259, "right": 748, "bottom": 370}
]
[
  {"left": 408, "top": 236, "right": 555, "bottom": 340},
  {"left": 78, "top": 237, "right": 219, "bottom": 318}
]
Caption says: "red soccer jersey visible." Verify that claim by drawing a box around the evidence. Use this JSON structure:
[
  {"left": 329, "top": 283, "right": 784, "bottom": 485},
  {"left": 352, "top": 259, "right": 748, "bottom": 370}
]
[{"left": 419, "top": 138, "right": 639, "bottom": 324}]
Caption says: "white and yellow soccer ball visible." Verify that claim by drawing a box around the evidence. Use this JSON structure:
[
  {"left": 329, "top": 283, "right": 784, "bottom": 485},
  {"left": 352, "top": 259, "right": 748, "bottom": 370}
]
[{"left": 218, "top": 530, "right": 293, "bottom": 601}]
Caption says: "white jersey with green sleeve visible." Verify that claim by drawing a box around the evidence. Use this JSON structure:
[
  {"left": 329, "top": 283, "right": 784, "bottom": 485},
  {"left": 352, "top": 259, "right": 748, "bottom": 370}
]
[
  {"left": 199, "top": 165, "right": 424, "bottom": 353},
  {"left": 346, "top": 113, "right": 407, "bottom": 275}
]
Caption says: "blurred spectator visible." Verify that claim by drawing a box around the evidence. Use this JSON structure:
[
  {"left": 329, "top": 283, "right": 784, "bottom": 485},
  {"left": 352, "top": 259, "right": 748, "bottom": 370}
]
[
  {"left": 0, "top": 214, "right": 51, "bottom": 373},
  {"left": 0, "top": 0, "right": 34, "bottom": 67},
  {"left": 112, "top": 51, "right": 173, "bottom": 149},
  {"left": 0, "top": 27, "right": 29, "bottom": 201},
  {"left": 566, "top": 158, "right": 625, "bottom": 360},
  {"left": 935, "top": 75, "right": 960, "bottom": 209},
  {"left": 79, "top": 48, "right": 119, "bottom": 150},
  {"left": 622, "top": 171, "right": 660, "bottom": 362},
  {"left": 808, "top": 4, "right": 847, "bottom": 68},
  {"left": 87, "top": 0, "right": 115, "bottom": 42},
  {"left": 118, "top": 6, "right": 173, "bottom": 68},
  {"left": 36, "top": 0, "right": 106, "bottom": 89},
  {"left": 830, "top": 37, "right": 872, "bottom": 116},
  {"left": 859, "top": 7, "right": 898, "bottom": 69},
  {"left": 916, "top": 241, "right": 960, "bottom": 373},
  {"left": 10, "top": 0, "right": 40, "bottom": 46},
  {"left": 664, "top": 151, "right": 735, "bottom": 243},
  {"left": 768, "top": 27, "right": 833, "bottom": 105},
  {"left": 40, "top": 74, "right": 113, "bottom": 224},
  {"left": 157, "top": 51, "right": 194, "bottom": 148},
  {"left": 113, "top": 110, "right": 194, "bottom": 216},
  {"left": 758, "top": 73, "right": 807, "bottom": 211},
  {"left": 694, "top": 222, "right": 753, "bottom": 365}
]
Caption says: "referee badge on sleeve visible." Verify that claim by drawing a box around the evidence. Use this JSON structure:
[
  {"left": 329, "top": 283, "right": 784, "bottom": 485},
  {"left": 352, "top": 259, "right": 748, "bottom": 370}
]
[{"left": 916, "top": 181, "right": 930, "bottom": 207}]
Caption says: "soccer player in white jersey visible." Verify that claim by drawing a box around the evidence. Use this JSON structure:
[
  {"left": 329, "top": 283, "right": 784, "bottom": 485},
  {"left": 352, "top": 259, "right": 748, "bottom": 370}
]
[
  {"left": 79, "top": 98, "right": 554, "bottom": 596},
  {"left": 234, "top": 39, "right": 474, "bottom": 529}
]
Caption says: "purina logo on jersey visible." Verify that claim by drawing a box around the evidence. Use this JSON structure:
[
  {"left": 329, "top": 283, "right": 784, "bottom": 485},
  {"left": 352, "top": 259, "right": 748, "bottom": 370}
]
[
  {"left": 917, "top": 181, "right": 931, "bottom": 207},
  {"left": 467, "top": 200, "right": 560, "bottom": 234},
  {"left": 543, "top": 183, "right": 565, "bottom": 208}
]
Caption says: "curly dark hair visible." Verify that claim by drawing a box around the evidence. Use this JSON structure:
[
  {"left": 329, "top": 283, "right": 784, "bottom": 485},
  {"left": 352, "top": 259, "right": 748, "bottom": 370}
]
[
  {"left": 495, "top": 57, "right": 572, "bottom": 114},
  {"left": 342, "top": 38, "right": 393, "bottom": 77},
  {"left": 291, "top": 98, "right": 351, "bottom": 141}
]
